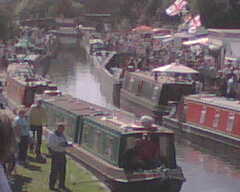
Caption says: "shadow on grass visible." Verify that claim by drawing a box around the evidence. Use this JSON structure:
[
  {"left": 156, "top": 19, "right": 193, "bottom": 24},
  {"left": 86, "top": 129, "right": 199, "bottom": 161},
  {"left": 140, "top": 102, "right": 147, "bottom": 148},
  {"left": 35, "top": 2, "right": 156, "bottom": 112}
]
[
  {"left": 28, "top": 155, "right": 48, "bottom": 164},
  {"left": 24, "top": 163, "right": 41, "bottom": 171},
  {"left": 11, "top": 174, "right": 32, "bottom": 192}
]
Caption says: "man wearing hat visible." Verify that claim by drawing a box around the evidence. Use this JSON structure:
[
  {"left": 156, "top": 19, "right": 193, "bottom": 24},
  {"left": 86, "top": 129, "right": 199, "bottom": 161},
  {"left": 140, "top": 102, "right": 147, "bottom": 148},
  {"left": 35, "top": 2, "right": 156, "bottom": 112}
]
[{"left": 28, "top": 99, "right": 47, "bottom": 160}]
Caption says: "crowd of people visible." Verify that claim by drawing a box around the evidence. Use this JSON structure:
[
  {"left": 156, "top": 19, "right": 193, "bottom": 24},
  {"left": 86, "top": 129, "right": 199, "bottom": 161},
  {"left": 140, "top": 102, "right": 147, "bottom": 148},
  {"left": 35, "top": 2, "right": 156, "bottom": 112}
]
[
  {"left": 0, "top": 99, "right": 72, "bottom": 191},
  {"left": 86, "top": 26, "right": 240, "bottom": 99},
  {"left": 0, "top": 26, "right": 56, "bottom": 72}
]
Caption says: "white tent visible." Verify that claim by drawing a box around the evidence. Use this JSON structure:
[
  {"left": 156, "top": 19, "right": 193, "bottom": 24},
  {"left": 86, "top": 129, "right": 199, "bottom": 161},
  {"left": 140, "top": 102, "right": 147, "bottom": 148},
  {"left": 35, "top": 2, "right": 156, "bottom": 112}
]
[{"left": 152, "top": 63, "right": 199, "bottom": 74}]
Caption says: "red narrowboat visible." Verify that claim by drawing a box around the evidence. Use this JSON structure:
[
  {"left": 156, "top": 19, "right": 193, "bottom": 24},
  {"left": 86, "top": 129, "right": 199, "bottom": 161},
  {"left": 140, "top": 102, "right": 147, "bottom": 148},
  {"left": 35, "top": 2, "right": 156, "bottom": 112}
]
[
  {"left": 163, "top": 94, "right": 240, "bottom": 155},
  {"left": 5, "top": 64, "right": 60, "bottom": 109}
]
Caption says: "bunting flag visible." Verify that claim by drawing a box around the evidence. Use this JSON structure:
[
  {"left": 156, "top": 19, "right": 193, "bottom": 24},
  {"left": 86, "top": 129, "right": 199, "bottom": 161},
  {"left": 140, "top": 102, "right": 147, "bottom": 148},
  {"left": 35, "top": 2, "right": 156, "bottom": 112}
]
[
  {"left": 183, "top": 14, "right": 192, "bottom": 24},
  {"left": 166, "top": 0, "right": 188, "bottom": 16},
  {"left": 189, "top": 15, "right": 202, "bottom": 28},
  {"left": 188, "top": 14, "right": 202, "bottom": 33}
]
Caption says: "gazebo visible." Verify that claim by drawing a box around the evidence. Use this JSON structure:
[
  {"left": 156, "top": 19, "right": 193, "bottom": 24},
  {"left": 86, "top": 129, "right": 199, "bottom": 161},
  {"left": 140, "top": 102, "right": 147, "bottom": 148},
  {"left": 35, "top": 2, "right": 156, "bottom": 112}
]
[{"left": 152, "top": 63, "right": 199, "bottom": 74}]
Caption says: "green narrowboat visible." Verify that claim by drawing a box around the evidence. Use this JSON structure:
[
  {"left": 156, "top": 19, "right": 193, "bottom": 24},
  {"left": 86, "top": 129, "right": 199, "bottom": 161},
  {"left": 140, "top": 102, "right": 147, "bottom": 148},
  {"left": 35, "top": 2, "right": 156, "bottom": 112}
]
[
  {"left": 42, "top": 94, "right": 111, "bottom": 142},
  {"left": 42, "top": 94, "right": 185, "bottom": 192}
]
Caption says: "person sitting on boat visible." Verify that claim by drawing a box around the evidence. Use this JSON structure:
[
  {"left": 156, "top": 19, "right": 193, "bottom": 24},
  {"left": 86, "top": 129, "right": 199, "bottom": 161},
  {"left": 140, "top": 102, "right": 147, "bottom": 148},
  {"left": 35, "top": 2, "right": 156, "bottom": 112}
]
[
  {"left": 140, "top": 115, "right": 157, "bottom": 131},
  {"left": 121, "top": 139, "right": 147, "bottom": 172},
  {"left": 122, "top": 136, "right": 161, "bottom": 172}
]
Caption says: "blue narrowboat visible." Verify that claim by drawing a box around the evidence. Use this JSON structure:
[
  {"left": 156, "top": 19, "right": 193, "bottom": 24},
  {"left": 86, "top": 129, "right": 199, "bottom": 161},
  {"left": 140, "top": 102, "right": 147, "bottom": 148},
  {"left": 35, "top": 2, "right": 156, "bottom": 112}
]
[{"left": 42, "top": 94, "right": 185, "bottom": 192}]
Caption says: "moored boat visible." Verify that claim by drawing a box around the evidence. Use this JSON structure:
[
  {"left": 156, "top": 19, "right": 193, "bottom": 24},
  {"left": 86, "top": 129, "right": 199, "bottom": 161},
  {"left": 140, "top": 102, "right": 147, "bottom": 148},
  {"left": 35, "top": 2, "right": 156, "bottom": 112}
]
[
  {"left": 163, "top": 94, "right": 240, "bottom": 155},
  {"left": 5, "top": 63, "right": 60, "bottom": 110},
  {"left": 120, "top": 70, "right": 195, "bottom": 121},
  {"left": 49, "top": 27, "right": 81, "bottom": 46},
  {"left": 41, "top": 94, "right": 185, "bottom": 192}
]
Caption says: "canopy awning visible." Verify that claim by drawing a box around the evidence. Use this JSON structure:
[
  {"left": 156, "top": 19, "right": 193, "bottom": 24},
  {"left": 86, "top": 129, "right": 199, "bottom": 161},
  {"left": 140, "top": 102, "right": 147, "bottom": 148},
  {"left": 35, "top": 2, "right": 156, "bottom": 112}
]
[
  {"left": 153, "top": 34, "right": 172, "bottom": 39},
  {"left": 225, "top": 57, "right": 240, "bottom": 61},
  {"left": 152, "top": 28, "right": 171, "bottom": 34},
  {"left": 79, "top": 26, "right": 96, "bottom": 31},
  {"left": 131, "top": 25, "right": 153, "bottom": 33},
  {"left": 182, "top": 37, "right": 208, "bottom": 46},
  {"left": 15, "top": 39, "right": 35, "bottom": 48},
  {"left": 152, "top": 63, "right": 199, "bottom": 74},
  {"left": 24, "top": 54, "right": 41, "bottom": 61},
  {"left": 89, "top": 39, "right": 104, "bottom": 45},
  {"left": 162, "top": 38, "right": 174, "bottom": 43}
]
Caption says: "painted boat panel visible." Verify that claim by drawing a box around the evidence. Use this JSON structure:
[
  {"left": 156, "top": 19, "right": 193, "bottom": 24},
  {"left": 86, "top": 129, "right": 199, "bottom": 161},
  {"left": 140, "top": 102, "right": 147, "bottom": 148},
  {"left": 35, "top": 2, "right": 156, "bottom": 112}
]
[
  {"left": 165, "top": 94, "right": 240, "bottom": 151},
  {"left": 185, "top": 102, "right": 203, "bottom": 124}
]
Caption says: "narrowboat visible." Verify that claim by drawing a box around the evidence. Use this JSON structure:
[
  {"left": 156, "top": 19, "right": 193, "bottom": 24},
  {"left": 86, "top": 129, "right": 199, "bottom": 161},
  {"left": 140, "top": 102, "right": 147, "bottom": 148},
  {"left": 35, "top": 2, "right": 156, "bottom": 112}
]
[
  {"left": 163, "top": 94, "right": 240, "bottom": 156},
  {"left": 5, "top": 64, "right": 60, "bottom": 109},
  {"left": 81, "top": 31, "right": 133, "bottom": 106},
  {"left": 91, "top": 51, "right": 134, "bottom": 107},
  {"left": 42, "top": 94, "right": 185, "bottom": 192},
  {"left": 120, "top": 71, "right": 195, "bottom": 120},
  {"left": 49, "top": 27, "right": 81, "bottom": 46}
]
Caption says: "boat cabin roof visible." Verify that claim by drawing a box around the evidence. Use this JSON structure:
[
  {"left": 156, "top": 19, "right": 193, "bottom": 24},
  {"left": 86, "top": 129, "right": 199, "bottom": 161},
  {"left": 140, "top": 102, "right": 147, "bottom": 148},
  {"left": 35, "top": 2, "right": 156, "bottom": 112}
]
[
  {"left": 42, "top": 94, "right": 174, "bottom": 135},
  {"left": 185, "top": 94, "right": 240, "bottom": 112},
  {"left": 7, "top": 65, "right": 50, "bottom": 86},
  {"left": 86, "top": 115, "right": 173, "bottom": 135},
  {"left": 128, "top": 71, "right": 193, "bottom": 85},
  {"left": 89, "top": 39, "right": 104, "bottom": 45},
  {"left": 42, "top": 94, "right": 112, "bottom": 116}
]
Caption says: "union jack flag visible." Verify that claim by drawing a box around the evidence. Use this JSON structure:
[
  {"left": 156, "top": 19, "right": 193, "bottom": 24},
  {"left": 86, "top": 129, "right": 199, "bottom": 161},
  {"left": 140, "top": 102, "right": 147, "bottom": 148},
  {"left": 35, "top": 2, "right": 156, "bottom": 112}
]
[
  {"left": 189, "top": 15, "right": 202, "bottom": 28},
  {"left": 183, "top": 14, "right": 192, "bottom": 24},
  {"left": 188, "top": 15, "right": 202, "bottom": 33},
  {"left": 166, "top": 0, "right": 188, "bottom": 16}
]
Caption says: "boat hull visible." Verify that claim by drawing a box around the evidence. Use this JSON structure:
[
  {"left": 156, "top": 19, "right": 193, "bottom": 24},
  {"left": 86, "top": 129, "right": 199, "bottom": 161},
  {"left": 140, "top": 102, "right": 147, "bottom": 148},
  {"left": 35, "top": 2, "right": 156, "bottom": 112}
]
[
  {"left": 109, "top": 178, "right": 183, "bottom": 192},
  {"left": 66, "top": 142, "right": 184, "bottom": 192},
  {"left": 163, "top": 116, "right": 240, "bottom": 156}
]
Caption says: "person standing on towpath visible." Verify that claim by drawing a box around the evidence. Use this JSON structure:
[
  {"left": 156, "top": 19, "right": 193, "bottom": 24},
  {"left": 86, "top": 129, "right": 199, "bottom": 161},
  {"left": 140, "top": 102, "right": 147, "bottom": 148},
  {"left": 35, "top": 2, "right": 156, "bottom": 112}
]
[
  {"left": 14, "top": 108, "right": 30, "bottom": 166},
  {"left": 48, "top": 123, "right": 73, "bottom": 191},
  {"left": 28, "top": 99, "right": 47, "bottom": 160},
  {"left": 0, "top": 111, "right": 16, "bottom": 192}
]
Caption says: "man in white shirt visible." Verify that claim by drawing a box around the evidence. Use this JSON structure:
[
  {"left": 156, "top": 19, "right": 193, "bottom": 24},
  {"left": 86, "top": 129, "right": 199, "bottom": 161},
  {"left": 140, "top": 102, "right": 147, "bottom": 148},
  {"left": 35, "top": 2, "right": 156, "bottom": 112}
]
[{"left": 48, "top": 123, "right": 72, "bottom": 191}]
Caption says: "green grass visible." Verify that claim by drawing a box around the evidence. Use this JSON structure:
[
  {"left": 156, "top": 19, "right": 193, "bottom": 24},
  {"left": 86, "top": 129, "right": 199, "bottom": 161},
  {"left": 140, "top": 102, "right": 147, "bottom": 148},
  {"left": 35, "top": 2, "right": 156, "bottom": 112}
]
[{"left": 10, "top": 144, "right": 108, "bottom": 192}]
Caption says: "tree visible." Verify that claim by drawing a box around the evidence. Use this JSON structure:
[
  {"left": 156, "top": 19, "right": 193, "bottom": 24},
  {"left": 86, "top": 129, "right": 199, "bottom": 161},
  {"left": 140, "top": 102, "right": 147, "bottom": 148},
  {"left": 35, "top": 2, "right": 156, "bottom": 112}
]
[{"left": 0, "top": 8, "right": 13, "bottom": 40}]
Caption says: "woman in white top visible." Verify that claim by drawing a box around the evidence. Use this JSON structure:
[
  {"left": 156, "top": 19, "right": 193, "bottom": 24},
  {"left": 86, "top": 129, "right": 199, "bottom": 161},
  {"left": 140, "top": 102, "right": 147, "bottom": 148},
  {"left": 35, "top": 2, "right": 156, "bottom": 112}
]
[{"left": 0, "top": 111, "right": 16, "bottom": 192}]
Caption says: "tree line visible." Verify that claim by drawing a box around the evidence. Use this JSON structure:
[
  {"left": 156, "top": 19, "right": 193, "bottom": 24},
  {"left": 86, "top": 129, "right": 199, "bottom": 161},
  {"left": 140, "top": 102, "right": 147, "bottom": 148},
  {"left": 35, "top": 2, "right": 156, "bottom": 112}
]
[{"left": 1, "top": 0, "right": 240, "bottom": 40}]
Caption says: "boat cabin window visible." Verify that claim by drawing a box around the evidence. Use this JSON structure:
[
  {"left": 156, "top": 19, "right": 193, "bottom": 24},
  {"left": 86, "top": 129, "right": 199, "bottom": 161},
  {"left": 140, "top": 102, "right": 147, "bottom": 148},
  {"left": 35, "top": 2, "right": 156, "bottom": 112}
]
[
  {"left": 43, "top": 103, "right": 77, "bottom": 142},
  {"left": 120, "top": 133, "right": 176, "bottom": 171},
  {"left": 123, "top": 75, "right": 131, "bottom": 89},
  {"left": 140, "top": 81, "right": 157, "bottom": 101},
  {"left": 81, "top": 120, "right": 120, "bottom": 165},
  {"left": 128, "top": 77, "right": 137, "bottom": 92},
  {"left": 159, "top": 83, "right": 194, "bottom": 105}
]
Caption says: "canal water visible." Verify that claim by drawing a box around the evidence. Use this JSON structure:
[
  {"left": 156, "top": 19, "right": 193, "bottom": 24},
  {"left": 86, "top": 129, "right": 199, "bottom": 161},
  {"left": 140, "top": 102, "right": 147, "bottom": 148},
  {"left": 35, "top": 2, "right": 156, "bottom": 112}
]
[{"left": 46, "top": 46, "right": 240, "bottom": 192}]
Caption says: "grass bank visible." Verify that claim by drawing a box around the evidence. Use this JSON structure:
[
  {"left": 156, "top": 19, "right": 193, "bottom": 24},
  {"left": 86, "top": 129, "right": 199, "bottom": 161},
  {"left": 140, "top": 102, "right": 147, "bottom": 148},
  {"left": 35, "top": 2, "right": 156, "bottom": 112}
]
[{"left": 10, "top": 144, "right": 108, "bottom": 192}]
